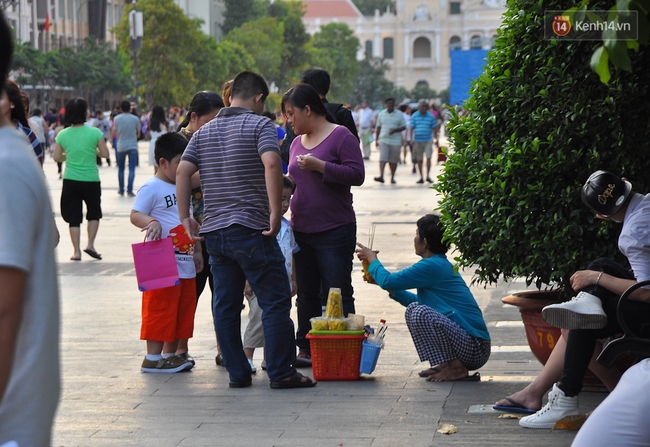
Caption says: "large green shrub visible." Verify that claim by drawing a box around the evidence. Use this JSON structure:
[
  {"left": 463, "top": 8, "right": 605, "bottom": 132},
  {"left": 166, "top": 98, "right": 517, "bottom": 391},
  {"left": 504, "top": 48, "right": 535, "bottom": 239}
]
[{"left": 437, "top": 0, "right": 650, "bottom": 293}]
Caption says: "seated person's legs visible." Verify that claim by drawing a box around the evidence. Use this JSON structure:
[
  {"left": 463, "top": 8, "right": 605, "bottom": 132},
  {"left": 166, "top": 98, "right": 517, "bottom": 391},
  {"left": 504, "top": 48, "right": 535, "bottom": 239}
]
[{"left": 405, "top": 303, "right": 490, "bottom": 382}]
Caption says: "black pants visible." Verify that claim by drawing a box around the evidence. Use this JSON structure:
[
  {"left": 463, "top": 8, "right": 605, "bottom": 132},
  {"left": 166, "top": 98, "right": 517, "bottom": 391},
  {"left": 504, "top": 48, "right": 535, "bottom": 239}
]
[{"left": 559, "top": 258, "right": 650, "bottom": 396}]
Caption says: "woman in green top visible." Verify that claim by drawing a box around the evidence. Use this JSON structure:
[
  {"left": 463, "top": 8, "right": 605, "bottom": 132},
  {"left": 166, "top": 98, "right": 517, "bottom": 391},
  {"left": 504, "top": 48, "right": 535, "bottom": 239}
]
[{"left": 54, "top": 97, "right": 109, "bottom": 261}]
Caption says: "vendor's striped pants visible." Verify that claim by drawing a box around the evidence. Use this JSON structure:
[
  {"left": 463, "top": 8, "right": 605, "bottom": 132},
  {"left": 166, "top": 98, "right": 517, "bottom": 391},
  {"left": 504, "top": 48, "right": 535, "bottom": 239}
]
[{"left": 405, "top": 303, "right": 490, "bottom": 370}]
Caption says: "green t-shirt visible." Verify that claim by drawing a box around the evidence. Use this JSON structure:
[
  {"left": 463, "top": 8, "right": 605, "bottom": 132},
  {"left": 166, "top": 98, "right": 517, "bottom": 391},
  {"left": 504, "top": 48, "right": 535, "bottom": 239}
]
[{"left": 56, "top": 125, "right": 103, "bottom": 182}]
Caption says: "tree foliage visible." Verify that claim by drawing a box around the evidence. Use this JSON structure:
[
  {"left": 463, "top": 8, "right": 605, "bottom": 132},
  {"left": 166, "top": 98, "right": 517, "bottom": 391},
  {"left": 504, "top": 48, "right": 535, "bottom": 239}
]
[
  {"left": 436, "top": 0, "right": 650, "bottom": 293},
  {"left": 115, "top": 0, "right": 199, "bottom": 106},
  {"left": 225, "top": 17, "right": 287, "bottom": 85},
  {"left": 269, "top": 0, "right": 310, "bottom": 89},
  {"left": 347, "top": 57, "right": 395, "bottom": 104},
  {"left": 11, "top": 38, "right": 130, "bottom": 105},
  {"left": 222, "top": 0, "right": 269, "bottom": 35},
  {"left": 310, "top": 23, "right": 360, "bottom": 102}
]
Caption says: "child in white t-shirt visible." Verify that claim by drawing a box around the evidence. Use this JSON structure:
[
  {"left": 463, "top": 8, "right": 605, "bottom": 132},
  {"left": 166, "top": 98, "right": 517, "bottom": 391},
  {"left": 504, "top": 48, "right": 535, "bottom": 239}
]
[
  {"left": 130, "top": 132, "right": 202, "bottom": 373},
  {"left": 243, "top": 176, "right": 299, "bottom": 372}
]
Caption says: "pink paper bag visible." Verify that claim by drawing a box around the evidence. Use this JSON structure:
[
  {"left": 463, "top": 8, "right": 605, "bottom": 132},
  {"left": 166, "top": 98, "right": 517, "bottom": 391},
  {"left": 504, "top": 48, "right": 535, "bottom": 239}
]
[{"left": 132, "top": 238, "right": 180, "bottom": 291}]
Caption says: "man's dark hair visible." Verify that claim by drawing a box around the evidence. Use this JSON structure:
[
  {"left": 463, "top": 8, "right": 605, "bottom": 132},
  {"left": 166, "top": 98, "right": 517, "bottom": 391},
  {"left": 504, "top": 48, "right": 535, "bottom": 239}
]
[
  {"left": 63, "top": 97, "right": 88, "bottom": 125},
  {"left": 154, "top": 132, "right": 188, "bottom": 166},
  {"left": 231, "top": 71, "right": 269, "bottom": 102},
  {"left": 120, "top": 100, "right": 131, "bottom": 112},
  {"left": 416, "top": 214, "right": 450, "bottom": 254},
  {"left": 0, "top": 15, "right": 12, "bottom": 90},
  {"left": 282, "top": 175, "right": 296, "bottom": 193},
  {"left": 32, "top": 108, "right": 42, "bottom": 117},
  {"left": 386, "top": 97, "right": 396, "bottom": 104},
  {"left": 300, "top": 68, "right": 330, "bottom": 97}
]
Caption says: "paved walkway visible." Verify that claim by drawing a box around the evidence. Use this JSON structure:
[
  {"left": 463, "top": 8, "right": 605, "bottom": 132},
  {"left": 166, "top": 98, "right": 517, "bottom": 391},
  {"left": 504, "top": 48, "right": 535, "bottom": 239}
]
[{"left": 45, "top": 139, "right": 606, "bottom": 446}]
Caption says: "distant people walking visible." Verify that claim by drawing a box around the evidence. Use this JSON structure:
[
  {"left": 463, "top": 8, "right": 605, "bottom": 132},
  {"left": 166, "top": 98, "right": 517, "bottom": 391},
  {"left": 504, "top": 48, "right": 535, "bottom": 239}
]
[
  {"left": 92, "top": 109, "right": 112, "bottom": 166},
  {"left": 374, "top": 97, "right": 406, "bottom": 184},
  {"left": 410, "top": 100, "right": 438, "bottom": 184},
  {"left": 2, "top": 79, "right": 44, "bottom": 165},
  {"left": 54, "top": 97, "right": 109, "bottom": 261},
  {"left": 358, "top": 101, "right": 374, "bottom": 160},
  {"left": 113, "top": 100, "right": 141, "bottom": 196},
  {"left": 177, "top": 71, "right": 316, "bottom": 389},
  {"left": 283, "top": 83, "right": 365, "bottom": 366},
  {"left": 147, "top": 105, "right": 168, "bottom": 173}
]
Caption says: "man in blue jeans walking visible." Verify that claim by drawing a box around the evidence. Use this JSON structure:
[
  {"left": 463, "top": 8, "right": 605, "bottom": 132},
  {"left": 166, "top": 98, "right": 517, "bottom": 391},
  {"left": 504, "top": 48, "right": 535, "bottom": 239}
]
[
  {"left": 176, "top": 71, "right": 316, "bottom": 389},
  {"left": 113, "top": 100, "right": 140, "bottom": 196}
]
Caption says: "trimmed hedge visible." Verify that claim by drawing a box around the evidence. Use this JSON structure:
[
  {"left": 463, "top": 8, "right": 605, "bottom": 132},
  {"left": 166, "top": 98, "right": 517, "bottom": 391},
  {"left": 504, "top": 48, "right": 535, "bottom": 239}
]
[{"left": 436, "top": 0, "right": 650, "bottom": 293}]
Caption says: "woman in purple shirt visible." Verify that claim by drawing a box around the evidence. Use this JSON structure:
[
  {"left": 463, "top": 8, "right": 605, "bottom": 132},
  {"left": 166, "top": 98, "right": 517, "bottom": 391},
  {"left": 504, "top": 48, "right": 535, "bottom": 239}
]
[{"left": 283, "top": 84, "right": 365, "bottom": 364}]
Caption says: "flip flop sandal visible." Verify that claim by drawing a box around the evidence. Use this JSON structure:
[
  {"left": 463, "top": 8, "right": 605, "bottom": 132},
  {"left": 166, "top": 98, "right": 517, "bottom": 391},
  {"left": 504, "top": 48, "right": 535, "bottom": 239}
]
[
  {"left": 458, "top": 371, "right": 481, "bottom": 382},
  {"left": 493, "top": 396, "right": 538, "bottom": 414},
  {"left": 418, "top": 367, "right": 441, "bottom": 377},
  {"left": 270, "top": 371, "right": 317, "bottom": 389},
  {"left": 83, "top": 248, "right": 102, "bottom": 260}
]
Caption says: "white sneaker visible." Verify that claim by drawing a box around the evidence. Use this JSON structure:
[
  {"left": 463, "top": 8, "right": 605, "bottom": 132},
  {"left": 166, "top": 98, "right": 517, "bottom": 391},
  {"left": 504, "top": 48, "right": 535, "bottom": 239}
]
[
  {"left": 542, "top": 291, "right": 607, "bottom": 329},
  {"left": 519, "top": 384, "right": 580, "bottom": 429},
  {"left": 247, "top": 358, "right": 257, "bottom": 374}
]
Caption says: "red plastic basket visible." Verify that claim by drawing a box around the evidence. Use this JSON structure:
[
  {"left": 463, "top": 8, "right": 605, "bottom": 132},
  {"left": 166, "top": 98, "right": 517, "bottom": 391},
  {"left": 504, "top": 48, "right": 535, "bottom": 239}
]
[{"left": 306, "top": 333, "right": 365, "bottom": 380}]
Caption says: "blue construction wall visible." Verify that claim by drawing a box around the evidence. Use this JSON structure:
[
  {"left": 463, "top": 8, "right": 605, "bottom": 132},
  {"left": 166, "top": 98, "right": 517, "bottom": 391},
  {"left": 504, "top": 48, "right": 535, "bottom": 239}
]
[{"left": 449, "top": 49, "right": 489, "bottom": 106}]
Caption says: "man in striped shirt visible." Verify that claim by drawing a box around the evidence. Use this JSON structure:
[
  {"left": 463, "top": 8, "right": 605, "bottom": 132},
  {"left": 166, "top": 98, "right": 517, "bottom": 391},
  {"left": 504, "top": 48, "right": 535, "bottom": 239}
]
[{"left": 176, "top": 71, "right": 316, "bottom": 389}]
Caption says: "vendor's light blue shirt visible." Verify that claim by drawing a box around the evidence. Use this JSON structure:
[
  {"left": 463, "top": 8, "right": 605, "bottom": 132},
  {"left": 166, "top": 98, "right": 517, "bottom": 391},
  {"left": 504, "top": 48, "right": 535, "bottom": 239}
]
[{"left": 368, "top": 254, "right": 490, "bottom": 340}]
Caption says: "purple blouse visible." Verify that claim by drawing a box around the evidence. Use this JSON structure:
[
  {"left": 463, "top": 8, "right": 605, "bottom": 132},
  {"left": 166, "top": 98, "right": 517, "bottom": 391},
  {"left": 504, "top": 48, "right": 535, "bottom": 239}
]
[{"left": 288, "top": 126, "right": 365, "bottom": 233}]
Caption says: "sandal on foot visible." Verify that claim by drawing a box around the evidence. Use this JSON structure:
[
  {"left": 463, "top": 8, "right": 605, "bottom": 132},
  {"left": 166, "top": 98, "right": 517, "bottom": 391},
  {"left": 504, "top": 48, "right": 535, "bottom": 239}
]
[
  {"left": 457, "top": 372, "right": 481, "bottom": 382},
  {"left": 493, "top": 396, "right": 538, "bottom": 414},
  {"left": 418, "top": 367, "right": 441, "bottom": 377},
  {"left": 83, "top": 248, "right": 102, "bottom": 260},
  {"left": 270, "top": 372, "right": 317, "bottom": 389},
  {"left": 229, "top": 380, "right": 252, "bottom": 388}
]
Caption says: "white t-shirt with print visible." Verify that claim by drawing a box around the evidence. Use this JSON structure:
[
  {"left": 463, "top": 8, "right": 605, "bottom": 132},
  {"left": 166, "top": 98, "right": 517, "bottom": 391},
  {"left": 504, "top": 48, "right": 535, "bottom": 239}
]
[{"left": 132, "top": 177, "right": 196, "bottom": 279}]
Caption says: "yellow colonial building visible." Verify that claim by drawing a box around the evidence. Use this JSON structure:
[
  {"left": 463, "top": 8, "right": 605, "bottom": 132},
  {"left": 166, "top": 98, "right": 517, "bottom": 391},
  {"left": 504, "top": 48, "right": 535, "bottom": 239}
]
[{"left": 302, "top": 0, "right": 506, "bottom": 91}]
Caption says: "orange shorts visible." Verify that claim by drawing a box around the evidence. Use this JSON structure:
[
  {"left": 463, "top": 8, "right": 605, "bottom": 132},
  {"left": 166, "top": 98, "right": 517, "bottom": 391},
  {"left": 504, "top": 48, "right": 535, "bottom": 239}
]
[{"left": 140, "top": 278, "right": 197, "bottom": 342}]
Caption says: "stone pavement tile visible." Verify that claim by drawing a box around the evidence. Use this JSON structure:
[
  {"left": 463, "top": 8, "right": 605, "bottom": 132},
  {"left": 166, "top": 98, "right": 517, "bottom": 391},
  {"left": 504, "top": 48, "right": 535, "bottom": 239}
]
[{"left": 179, "top": 437, "right": 374, "bottom": 446}]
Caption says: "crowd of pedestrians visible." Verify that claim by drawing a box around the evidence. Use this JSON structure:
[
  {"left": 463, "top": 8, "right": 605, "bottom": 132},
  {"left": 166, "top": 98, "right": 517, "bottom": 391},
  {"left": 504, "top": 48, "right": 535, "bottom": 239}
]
[{"left": 5, "top": 8, "right": 650, "bottom": 444}]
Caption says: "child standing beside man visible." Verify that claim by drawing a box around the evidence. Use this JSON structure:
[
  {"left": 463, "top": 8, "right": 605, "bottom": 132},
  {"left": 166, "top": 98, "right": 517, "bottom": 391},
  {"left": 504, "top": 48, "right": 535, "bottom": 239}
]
[{"left": 130, "top": 132, "right": 202, "bottom": 373}]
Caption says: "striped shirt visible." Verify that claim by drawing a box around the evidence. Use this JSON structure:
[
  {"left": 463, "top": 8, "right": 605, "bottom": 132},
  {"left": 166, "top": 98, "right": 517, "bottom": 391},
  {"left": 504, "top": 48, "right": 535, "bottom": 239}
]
[
  {"left": 410, "top": 111, "right": 437, "bottom": 142},
  {"left": 181, "top": 107, "right": 279, "bottom": 234}
]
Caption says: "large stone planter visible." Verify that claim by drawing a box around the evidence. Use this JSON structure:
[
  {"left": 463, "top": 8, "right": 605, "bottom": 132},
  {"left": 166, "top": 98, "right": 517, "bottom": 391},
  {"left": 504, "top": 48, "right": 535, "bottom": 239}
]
[{"left": 501, "top": 290, "right": 564, "bottom": 365}]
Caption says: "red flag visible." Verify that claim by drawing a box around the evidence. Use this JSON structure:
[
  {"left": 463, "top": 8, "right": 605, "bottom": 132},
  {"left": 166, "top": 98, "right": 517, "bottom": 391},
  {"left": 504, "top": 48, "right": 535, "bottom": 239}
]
[{"left": 44, "top": 13, "right": 50, "bottom": 32}]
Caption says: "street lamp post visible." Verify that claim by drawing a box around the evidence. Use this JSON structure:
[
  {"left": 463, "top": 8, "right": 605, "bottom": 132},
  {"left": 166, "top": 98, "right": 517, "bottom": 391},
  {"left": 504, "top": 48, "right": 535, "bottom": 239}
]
[{"left": 129, "top": 6, "right": 143, "bottom": 107}]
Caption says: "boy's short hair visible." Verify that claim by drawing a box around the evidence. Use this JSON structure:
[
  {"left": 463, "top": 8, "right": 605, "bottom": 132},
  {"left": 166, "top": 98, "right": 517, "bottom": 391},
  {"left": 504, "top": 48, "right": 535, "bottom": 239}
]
[
  {"left": 154, "top": 133, "right": 187, "bottom": 166},
  {"left": 0, "top": 15, "right": 12, "bottom": 90},
  {"left": 416, "top": 214, "right": 449, "bottom": 254},
  {"left": 282, "top": 175, "right": 296, "bottom": 193},
  {"left": 300, "top": 68, "right": 330, "bottom": 97},
  {"left": 231, "top": 71, "right": 269, "bottom": 102},
  {"left": 120, "top": 100, "right": 131, "bottom": 112}
]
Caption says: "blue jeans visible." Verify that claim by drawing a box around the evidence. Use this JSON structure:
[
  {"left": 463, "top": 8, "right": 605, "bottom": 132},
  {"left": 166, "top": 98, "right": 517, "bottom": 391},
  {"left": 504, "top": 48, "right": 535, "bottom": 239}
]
[
  {"left": 205, "top": 225, "right": 296, "bottom": 383},
  {"left": 117, "top": 149, "right": 138, "bottom": 194},
  {"left": 294, "top": 223, "right": 357, "bottom": 352}
]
